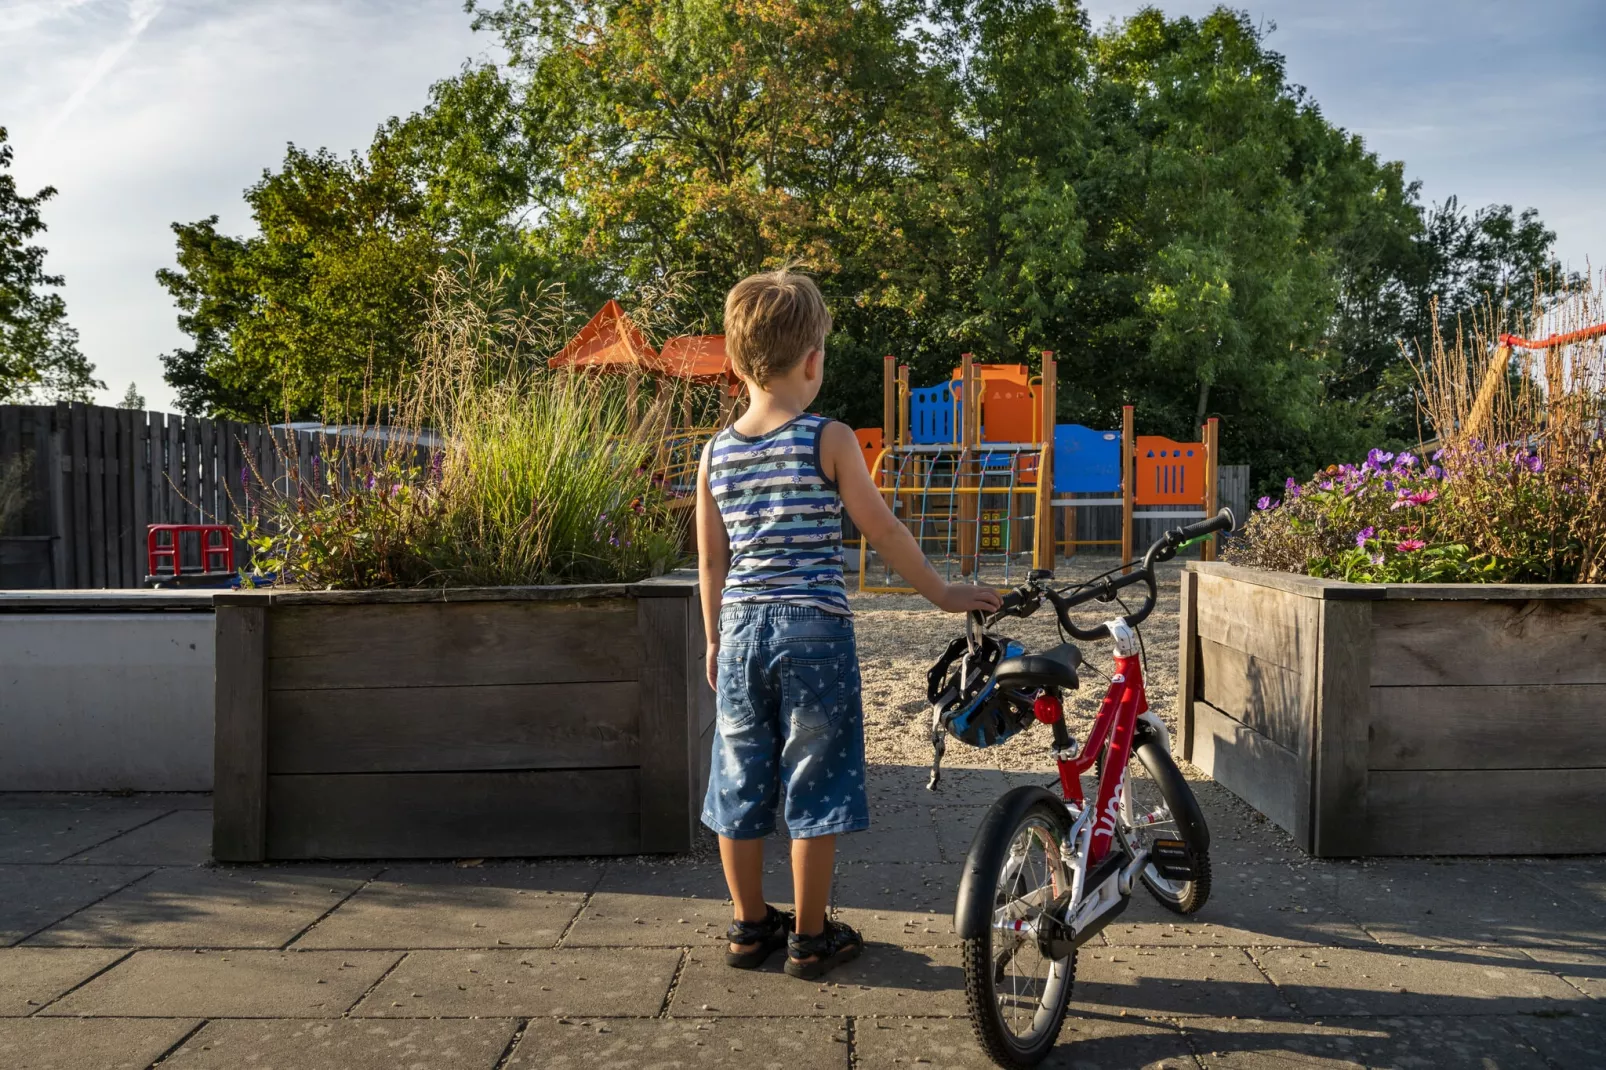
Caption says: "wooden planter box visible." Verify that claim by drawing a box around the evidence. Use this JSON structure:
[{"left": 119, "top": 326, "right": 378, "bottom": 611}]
[
  {"left": 212, "top": 572, "right": 713, "bottom": 861},
  {"left": 1179, "top": 562, "right": 1606, "bottom": 857}
]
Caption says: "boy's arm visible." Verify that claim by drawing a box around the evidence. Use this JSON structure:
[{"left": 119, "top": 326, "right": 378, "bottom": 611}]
[
  {"left": 819, "top": 421, "right": 1000, "bottom": 614},
  {"left": 695, "top": 439, "right": 729, "bottom": 690}
]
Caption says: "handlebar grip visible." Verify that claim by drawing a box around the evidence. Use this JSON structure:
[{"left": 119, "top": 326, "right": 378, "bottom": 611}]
[{"left": 1172, "top": 507, "right": 1235, "bottom": 545}]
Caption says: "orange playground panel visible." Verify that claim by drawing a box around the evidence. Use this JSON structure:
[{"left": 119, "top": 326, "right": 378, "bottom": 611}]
[{"left": 1134, "top": 436, "right": 1206, "bottom": 505}]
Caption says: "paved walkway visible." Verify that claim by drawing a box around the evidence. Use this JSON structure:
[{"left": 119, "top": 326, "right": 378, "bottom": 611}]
[{"left": 0, "top": 767, "right": 1602, "bottom": 1069}]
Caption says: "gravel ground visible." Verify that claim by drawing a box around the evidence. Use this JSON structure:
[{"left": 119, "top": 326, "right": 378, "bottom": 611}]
[{"left": 850, "top": 556, "right": 1189, "bottom": 776}]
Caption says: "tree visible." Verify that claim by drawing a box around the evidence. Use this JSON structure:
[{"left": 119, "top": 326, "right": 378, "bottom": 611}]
[
  {"left": 118, "top": 382, "right": 145, "bottom": 409},
  {"left": 0, "top": 127, "right": 102, "bottom": 403}
]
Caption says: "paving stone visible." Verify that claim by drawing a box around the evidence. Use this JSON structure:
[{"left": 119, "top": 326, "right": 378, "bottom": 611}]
[
  {"left": 1106, "top": 864, "right": 1373, "bottom": 948},
  {"left": 1529, "top": 862, "right": 1606, "bottom": 923},
  {"left": 673, "top": 943, "right": 964, "bottom": 1016},
  {"left": 933, "top": 805, "right": 989, "bottom": 864},
  {"left": 1517, "top": 946, "right": 1606, "bottom": 998},
  {"left": 1186, "top": 782, "right": 1302, "bottom": 865},
  {"left": 294, "top": 863, "right": 599, "bottom": 949},
  {"left": 1072, "top": 946, "right": 1289, "bottom": 1018},
  {"left": 63, "top": 811, "right": 213, "bottom": 867},
  {"left": 1255, "top": 945, "right": 1586, "bottom": 1016},
  {"left": 837, "top": 806, "right": 943, "bottom": 864},
  {"left": 1184, "top": 1015, "right": 1551, "bottom": 1069},
  {"left": 1329, "top": 861, "right": 1598, "bottom": 948},
  {"left": 354, "top": 948, "right": 680, "bottom": 1018},
  {"left": 44, "top": 949, "right": 397, "bottom": 1018},
  {"left": 0, "top": 793, "right": 210, "bottom": 811},
  {"left": 564, "top": 863, "right": 791, "bottom": 949},
  {"left": 0, "top": 948, "right": 125, "bottom": 1016},
  {"left": 508, "top": 1017, "right": 849, "bottom": 1068},
  {"left": 0, "top": 865, "right": 150, "bottom": 947},
  {"left": 854, "top": 1014, "right": 1195, "bottom": 1069},
  {"left": 27, "top": 865, "right": 375, "bottom": 948},
  {"left": 0, "top": 808, "right": 165, "bottom": 864},
  {"left": 0, "top": 1017, "right": 198, "bottom": 1070},
  {"left": 161, "top": 1018, "right": 520, "bottom": 1070},
  {"left": 831, "top": 863, "right": 958, "bottom": 947},
  {"left": 1502, "top": 1012, "right": 1606, "bottom": 1070}
]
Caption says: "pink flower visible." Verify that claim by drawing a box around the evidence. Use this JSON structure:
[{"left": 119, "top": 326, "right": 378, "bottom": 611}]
[
  {"left": 1390, "top": 489, "right": 1439, "bottom": 510},
  {"left": 1395, "top": 539, "right": 1426, "bottom": 552}
]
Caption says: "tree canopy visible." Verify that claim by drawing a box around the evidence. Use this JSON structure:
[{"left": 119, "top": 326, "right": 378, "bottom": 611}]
[
  {"left": 0, "top": 127, "right": 101, "bottom": 404},
  {"left": 158, "top": 2, "right": 1562, "bottom": 485}
]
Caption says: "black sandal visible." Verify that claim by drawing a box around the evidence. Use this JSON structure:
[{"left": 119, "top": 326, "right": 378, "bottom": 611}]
[
  {"left": 785, "top": 919, "right": 863, "bottom": 980},
  {"left": 724, "top": 904, "right": 795, "bottom": 969}
]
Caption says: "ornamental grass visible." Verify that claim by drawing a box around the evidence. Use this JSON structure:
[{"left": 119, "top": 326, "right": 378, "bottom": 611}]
[
  {"left": 240, "top": 267, "right": 708, "bottom": 588},
  {"left": 1228, "top": 273, "right": 1606, "bottom": 583}
]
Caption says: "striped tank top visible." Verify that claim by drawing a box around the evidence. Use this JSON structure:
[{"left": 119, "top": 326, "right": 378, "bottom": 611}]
[{"left": 708, "top": 413, "right": 851, "bottom": 616}]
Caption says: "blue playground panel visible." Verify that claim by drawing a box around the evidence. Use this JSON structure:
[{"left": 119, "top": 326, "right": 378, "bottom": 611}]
[
  {"left": 909, "top": 382, "right": 958, "bottom": 444},
  {"left": 1053, "top": 425, "right": 1122, "bottom": 494}
]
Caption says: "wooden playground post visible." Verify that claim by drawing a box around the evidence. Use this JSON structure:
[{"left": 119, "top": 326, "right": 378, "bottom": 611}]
[
  {"left": 1202, "top": 417, "right": 1220, "bottom": 561},
  {"left": 881, "top": 355, "right": 896, "bottom": 488},
  {"left": 897, "top": 363, "right": 912, "bottom": 525},
  {"left": 1034, "top": 351, "right": 1056, "bottom": 572},
  {"left": 958, "top": 353, "right": 978, "bottom": 577},
  {"left": 1120, "top": 405, "right": 1135, "bottom": 571}
]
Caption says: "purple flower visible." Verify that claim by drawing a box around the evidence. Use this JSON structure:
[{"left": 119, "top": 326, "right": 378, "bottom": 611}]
[
  {"left": 1365, "top": 448, "right": 1394, "bottom": 470},
  {"left": 1431, "top": 449, "right": 1444, "bottom": 462},
  {"left": 1370, "top": 553, "right": 1385, "bottom": 566},
  {"left": 1522, "top": 454, "right": 1543, "bottom": 473},
  {"left": 1320, "top": 480, "right": 1334, "bottom": 491},
  {"left": 1383, "top": 480, "right": 1395, "bottom": 492},
  {"left": 1396, "top": 451, "right": 1417, "bottom": 468},
  {"left": 1396, "top": 539, "right": 1426, "bottom": 552},
  {"left": 241, "top": 465, "right": 251, "bottom": 485},
  {"left": 1425, "top": 465, "right": 1443, "bottom": 480},
  {"left": 1355, "top": 526, "right": 1375, "bottom": 547},
  {"left": 365, "top": 473, "right": 376, "bottom": 490},
  {"left": 1256, "top": 495, "right": 1273, "bottom": 510}
]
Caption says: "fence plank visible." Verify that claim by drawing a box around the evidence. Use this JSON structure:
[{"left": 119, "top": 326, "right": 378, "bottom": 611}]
[
  {"left": 132, "top": 411, "right": 150, "bottom": 583},
  {"left": 199, "top": 417, "right": 217, "bottom": 523},
  {"left": 85, "top": 404, "right": 107, "bottom": 588},
  {"left": 165, "top": 411, "right": 182, "bottom": 529},
  {"left": 184, "top": 414, "right": 201, "bottom": 524},
  {"left": 117, "top": 408, "right": 136, "bottom": 585},
  {"left": 46, "top": 413, "right": 67, "bottom": 587}
]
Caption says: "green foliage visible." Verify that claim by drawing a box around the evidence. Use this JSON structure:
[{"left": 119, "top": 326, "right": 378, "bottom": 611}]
[
  {"left": 241, "top": 270, "right": 688, "bottom": 588},
  {"left": 0, "top": 127, "right": 101, "bottom": 403}
]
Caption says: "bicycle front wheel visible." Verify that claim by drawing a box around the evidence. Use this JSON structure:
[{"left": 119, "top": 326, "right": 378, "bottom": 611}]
[
  {"left": 1114, "top": 739, "right": 1212, "bottom": 914},
  {"left": 960, "top": 793, "right": 1076, "bottom": 1068}
]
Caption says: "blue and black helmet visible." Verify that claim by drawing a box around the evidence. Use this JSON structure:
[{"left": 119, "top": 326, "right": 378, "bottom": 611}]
[{"left": 926, "top": 633, "right": 1037, "bottom": 749}]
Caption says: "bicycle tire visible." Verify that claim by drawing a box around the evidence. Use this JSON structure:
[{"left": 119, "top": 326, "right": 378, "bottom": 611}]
[
  {"left": 1112, "top": 740, "right": 1212, "bottom": 914},
  {"left": 960, "top": 795, "right": 1076, "bottom": 1068}
]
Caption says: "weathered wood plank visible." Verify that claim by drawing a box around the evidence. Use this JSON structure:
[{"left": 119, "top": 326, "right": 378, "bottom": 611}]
[
  {"left": 1197, "top": 637, "right": 1308, "bottom": 755},
  {"left": 165, "top": 411, "right": 183, "bottom": 527},
  {"left": 68, "top": 402, "right": 89, "bottom": 587},
  {"left": 130, "top": 411, "right": 149, "bottom": 583},
  {"left": 1366, "top": 769, "right": 1606, "bottom": 855},
  {"left": 1311, "top": 598, "right": 1372, "bottom": 857},
  {"left": 116, "top": 408, "right": 136, "bottom": 585},
  {"left": 90, "top": 404, "right": 113, "bottom": 587},
  {"left": 638, "top": 595, "right": 693, "bottom": 852},
  {"left": 265, "top": 769, "right": 641, "bottom": 859},
  {"left": 1195, "top": 570, "right": 1312, "bottom": 671},
  {"left": 198, "top": 416, "right": 216, "bottom": 523},
  {"left": 1187, "top": 561, "right": 1378, "bottom": 600},
  {"left": 1370, "top": 684, "right": 1606, "bottom": 771},
  {"left": 1177, "top": 567, "right": 1199, "bottom": 762},
  {"left": 1188, "top": 699, "right": 1311, "bottom": 851},
  {"left": 267, "top": 681, "right": 640, "bottom": 774},
  {"left": 1371, "top": 598, "right": 1606, "bottom": 687},
  {"left": 45, "top": 417, "right": 68, "bottom": 587},
  {"left": 266, "top": 600, "right": 643, "bottom": 689},
  {"left": 184, "top": 414, "right": 201, "bottom": 524},
  {"left": 214, "top": 605, "right": 267, "bottom": 861}
]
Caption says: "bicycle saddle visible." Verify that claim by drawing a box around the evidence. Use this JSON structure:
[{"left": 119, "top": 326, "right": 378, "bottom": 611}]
[{"left": 994, "top": 642, "right": 1082, "bottom": 691}]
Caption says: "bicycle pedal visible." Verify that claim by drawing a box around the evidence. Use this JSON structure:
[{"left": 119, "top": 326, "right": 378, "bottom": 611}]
[{"left": 1148, "top": 839, "right": 1196, "bottom": 881}]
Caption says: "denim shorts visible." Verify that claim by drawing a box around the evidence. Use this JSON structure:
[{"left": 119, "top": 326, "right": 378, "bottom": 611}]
[{"left": 701, "top": 602, "right": 871, "bottom": 840}]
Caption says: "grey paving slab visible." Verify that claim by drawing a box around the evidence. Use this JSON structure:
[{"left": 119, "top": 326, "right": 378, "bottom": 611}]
[
  {"left": 0, "top": 865, "right": 150, "bottom": 947},
  {"left": 934, "top": 804, "right": 988, "bottom": 864},
  {"left": 0, "top": 792, "right": 211, "bottom": 811},
  {"left": 0, "top": 808, "right": 165, "bottom": 864},
  {"left": 671, "top": 944, "right": 965, "bottom": 1016},
  {"left": 27, "top": 865, "right": 375, "bottom": 948},
  {"left": 161, "top": 1017, "right": 520, "bottom": 1070},
  {"left": 353, "top": 948, "right": 680, "bottom": 1018},
  {"left": 831, "top": 862, "right": 958, "bottom": 946},
  {"left": 63, "top": 810, "right": 213, "bottom": 867},
  {"left": 294, "top": 863, "right": 600, "bottom": 949},
  {"left": 1328, "top": 861, "right": 1599, "bottom": 948},
  {"left": 1106, "top": 864, "right": 1373, "bottom": 948},
  {"left": 838, "top": 805, "right": 943, "bottom": 864},
  {"left": 1183, "top": 1015, "right": 1552, "bottom": 1069},
  {"left": 1502, "top": 1012, "right": 1606, "bottom": 1070},
  {"left": 1187, "top": 782, "right": 1303, "bottom": 866},
  {"left": 564, "top": 862, "right": 795, "bottom": 948},
  {"left": 1517, "top": 945, "right": 1606, "bottom": 998},
  {"left": 1072, "top": 946, "right": 1289, "bottom": 1018},
  {"left": 0, "top": 1017, "right": 198, "bottom": 1070},
  {"left": 0, "top": 947, "right": 125, "bottom": 1015},
  {"left": 1255, "top": 945, "right": 1585, "bottom": 1016},
  {"left": 855, "top": 1015, "right": 1196, "bottom": 1069},
  {"left": 44, "top": 949, "right": 398, "bottom": 1018},
  {"left": 508, "top": 1017, "right": 849, "bottom": 1068},
  {"left": 1529, "top": 862, "right": 1606, "bottom": 923}
]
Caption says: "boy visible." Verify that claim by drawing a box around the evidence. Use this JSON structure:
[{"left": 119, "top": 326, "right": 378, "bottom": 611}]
[{"left": 697, "top": 269, "right": 1001, "bottom": 979}]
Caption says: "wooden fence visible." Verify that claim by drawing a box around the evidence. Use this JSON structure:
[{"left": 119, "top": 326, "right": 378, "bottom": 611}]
[{"left": 0, "top": 404, "right": 339, "bottom": 589}]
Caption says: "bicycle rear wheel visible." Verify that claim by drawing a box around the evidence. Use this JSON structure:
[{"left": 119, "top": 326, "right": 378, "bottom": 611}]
[{"left": 959, "top": 793, "right": 1075, "bottom": 1068}]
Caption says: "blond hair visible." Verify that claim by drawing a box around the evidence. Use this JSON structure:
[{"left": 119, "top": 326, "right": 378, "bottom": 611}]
[{"left": 723, "top": 269, "right": 832, "bottom": 386}]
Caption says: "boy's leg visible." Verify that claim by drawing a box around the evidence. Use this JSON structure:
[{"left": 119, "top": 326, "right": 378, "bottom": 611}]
[
  {"left": 719, "top": 834, "right": 768, "bottom": 952},
  {"left": 791, "top": 833, "right": 836, "bottom": 941}
]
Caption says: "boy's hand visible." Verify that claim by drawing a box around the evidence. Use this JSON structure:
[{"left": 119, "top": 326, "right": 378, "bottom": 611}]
[
  {"left": 935, "top": 583, "right": 1003, "bottom": 614},
  {"left": 705, "top": 639, "right": 720, "bottom": 691}
]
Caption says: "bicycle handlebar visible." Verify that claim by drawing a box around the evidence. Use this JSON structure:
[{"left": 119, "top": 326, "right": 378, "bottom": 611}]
[{"left": 984, "top": 507, "right": 1236, "bottom": 641}]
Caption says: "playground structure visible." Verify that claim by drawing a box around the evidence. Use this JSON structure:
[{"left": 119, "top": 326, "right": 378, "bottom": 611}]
[{"left": 857, "top": 352, "right": 1222, "bottom": 592}]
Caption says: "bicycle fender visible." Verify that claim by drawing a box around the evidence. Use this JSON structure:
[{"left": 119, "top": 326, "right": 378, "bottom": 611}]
[{"left": 953, "top": 785, "right": 1067, "bottom": 940}]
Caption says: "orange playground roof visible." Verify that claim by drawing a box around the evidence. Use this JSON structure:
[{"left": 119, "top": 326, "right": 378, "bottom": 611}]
[
  {"left": 657, "top": 335, "right": 731, "bottom": 381},
  {"left": 547, "top": 300, "right": 658, "bottom": 372}
]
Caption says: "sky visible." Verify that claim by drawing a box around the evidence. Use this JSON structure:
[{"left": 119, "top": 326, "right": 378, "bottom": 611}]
[{"left": 2, "top": 0, "right": 1602, "bottom": 414}]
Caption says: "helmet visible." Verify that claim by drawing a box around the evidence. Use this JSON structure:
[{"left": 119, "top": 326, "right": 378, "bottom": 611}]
[{"left": 926, "top": 633, "right": 1037, "bottom": 749}]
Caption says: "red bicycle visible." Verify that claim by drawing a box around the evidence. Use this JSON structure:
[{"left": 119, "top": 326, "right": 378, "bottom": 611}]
[{"left": 925, "top": 509, "right": 1234, "bottom": 1067}]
